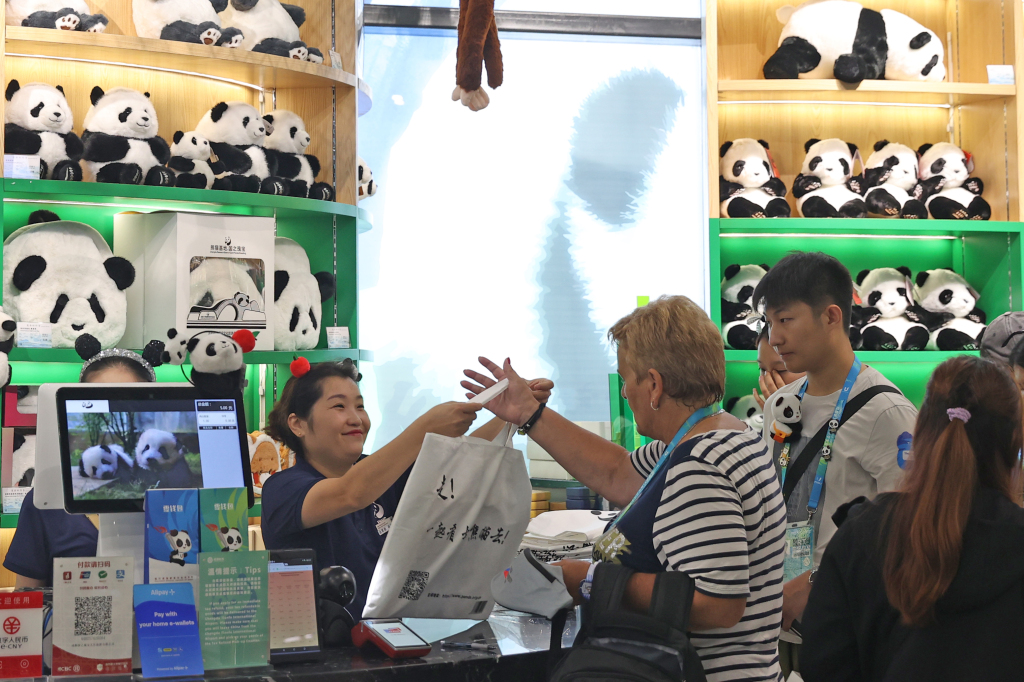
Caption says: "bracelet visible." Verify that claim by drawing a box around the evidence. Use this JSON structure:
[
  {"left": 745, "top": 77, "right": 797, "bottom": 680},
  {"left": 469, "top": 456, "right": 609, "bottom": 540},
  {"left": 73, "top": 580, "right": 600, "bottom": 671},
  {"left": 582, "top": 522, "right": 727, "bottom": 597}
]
[
  {"left": 579, "top": 561, "right": 600, "bottom": 601},
  {"left": 517, "top": 403, "right": 546, "bottom": 436}
]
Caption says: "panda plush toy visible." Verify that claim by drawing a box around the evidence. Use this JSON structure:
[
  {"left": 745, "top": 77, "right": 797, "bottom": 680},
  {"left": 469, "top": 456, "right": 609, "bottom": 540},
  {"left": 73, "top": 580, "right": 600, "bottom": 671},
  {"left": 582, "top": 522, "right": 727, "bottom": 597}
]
[
  {"left": 768, "top": 393, "right": 802, "bottom": 444},
  {"left": 219, "top": 0, "right": 322, "bottom": 61},
  {"left": 6, "top": 0, "right": 109, "bottom": 32},
  {"left": 274, "top": 237, "right": 335, "bottom": 351},
  {"left": 196, "top": 101, "right": 290, "bottom": 195},
  {"left": 133, "top": 0, "right": 244, "bottom": 47},
  {"left": 719, "top": 139, "right": 790, "bottom": 218},
  {"left": 721, "top": 263, "right": 769, "bottom": 350},
  {"left": 82, "top": 87, "right": 175, "bottom": 187},
  {"left": 726, "top": 394, "right": 764, "bottom": 431},
  {"left": 4, "top": 210, "right": 134, "bottom": 349},
  {"left": 863, "top": 140, "right": 927, "bottom": 219},
  {"left": 5, "top": 80, "right": 83, "bottom": 181},
  {"left": 764, "top": 0, "right": 945, "bottom": 83},
  {"left": 12, "top": 431, "right": 35, "bottom": 487},
  {"left": 793, "top": 138, "right": 867, "bottom": 218},
  {"left": 917, "top": 142, "right": 990, "bottom": 220},
  {"left": 0, "top": 308, "right": 15, "bottom": 390},
  {"left": 357, "top": 156, "right": 377, "bottom": 200},
  {"left": 251, "top": 38, "right": 308, "bottom": 60},
  {"left": 911, "top": 268, "right": 987, "bottom": 351},
  {"left": 854, "top": 267, "right": 928, "bottom": 350},
  {"left": 262, "top": 110, "right": 335, "bottom": 201},
  {"left": 187, "top": 330, "right": 255, "bottom": 398},
  {"left": 169, "top": 131, "right": 223, "bottom": 189}
]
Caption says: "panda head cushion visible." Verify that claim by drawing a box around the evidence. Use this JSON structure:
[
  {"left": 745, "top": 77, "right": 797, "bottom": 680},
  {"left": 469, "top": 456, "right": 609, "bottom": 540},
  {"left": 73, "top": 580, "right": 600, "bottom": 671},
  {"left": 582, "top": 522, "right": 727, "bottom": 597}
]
[
  {"left": 726, "top": 394, "right": 763, "bottom": 430},
  {"left": 188, "top": 332, "right": 245, "bottom": 374},
  {"left": 918, "top": 142, "right": 972, "bottom": 190},
  {"left": 721, "top": 263, "right": 769, "bottom": 306},
  {"left": 135, "top": 428, "right": 184, "bottom": 472},
  {"left": 170, "top": 130, "right": 212, "bottom": 161},
  {"left": 274, "top": 237, "right": 335, "bottom": 351},
  {"left": 880, "top": 9, "right": 945, "bottom": 82},
  {"left": 719, "top": 138, "right": 774, "bottom": 188},
  {"left": 3, "top": 212, "right": 134, "bottom": 349},
  {"left": 83, "top": 87, "right": 160, "bottom": 139},
  {"left": 196, "top": 101, "right": 267, "bottom": 147},
  {"left": 262, "top": 110, "right": 310, "bottom": 154},
  {"left": 78, "top": 443, "right": 132, "bottom": 480},
  {"left": 802, "top": 138, "right": 858, "bottom": 187},
  {"left": 914, "top": 268, "right": 979, "bottom": 319},
  {"left": 856, "top": 267, "right": 914, "bottom": 318},
  {"left": 866, "top": 140, "right": 918, "bottom": 191},
  {"left": 5, "top": 80, "right": 73, "bottom": 134}
]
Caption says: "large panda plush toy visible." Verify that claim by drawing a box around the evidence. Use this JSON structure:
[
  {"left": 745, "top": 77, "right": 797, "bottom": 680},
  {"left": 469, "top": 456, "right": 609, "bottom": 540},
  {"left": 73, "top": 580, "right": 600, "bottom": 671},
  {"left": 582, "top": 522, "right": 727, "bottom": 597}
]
[
  {"left": 863, "top": 140, "right": 927, "bottom": 219},
  {"left": 911, "top": 268, "right": 987, "bottom": 351},
  {"left": 793, "top": 138, "right": 867, "bottom": 218},
  {"left": 917, "top": 142, "right": 990, "bottom": 220},
  {"left": 4, "top": 80, "right": 83, "bottom": 181},
  {"left": 3, "top": 211, "right": 135, "bottom": 349},
  {"left": 169, "top": 130, "right": 222, "bottom": 189},
  {"left": 196, "top": 101, "right": 290, "bottom": 195},
  {"left": 854, "top": 267, "right": 928, "bottom": 350},
  {"left": 764, "top": 0, "right": 945, "bottom": 83},
  {"left": 82, "top": 87, "right": 175, "bottom": 186},
  {"left": 719, "top": 138, "right": 790, "bottom": 218},
  {"left": 274, "top": 237, "right": 335, "bottom": 351},
  {"left": 726, "top": 394, "right": 764, "bottom": 431},
  {"left": 262, "top": 110, "right": 335, "bottom": 201},
  {"left": 721, "top": 264, "right": 768, "bottom": 350},
  {"left": 6, "top": 0, "right": 109, "bottom": 32},
  {"left": 133, "top": 0, "right": 244, "bottom": 47},
  {"left": 219, "top": 0, "right": 322, "bottom": 60}
]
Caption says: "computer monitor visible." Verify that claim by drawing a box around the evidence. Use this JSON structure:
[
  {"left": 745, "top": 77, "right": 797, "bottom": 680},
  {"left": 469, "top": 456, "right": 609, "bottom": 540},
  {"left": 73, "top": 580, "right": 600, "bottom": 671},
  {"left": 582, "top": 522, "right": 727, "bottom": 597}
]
[{"left": 56, "top": 384, "right": 254, "bottom": 515}]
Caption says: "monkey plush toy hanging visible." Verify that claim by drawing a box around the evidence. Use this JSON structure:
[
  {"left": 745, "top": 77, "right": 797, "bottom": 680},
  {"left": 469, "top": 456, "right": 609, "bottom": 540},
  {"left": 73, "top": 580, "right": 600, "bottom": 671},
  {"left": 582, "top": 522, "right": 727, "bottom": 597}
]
[{"left": 452, "top": 0, "right": 502, "bottom": 112}]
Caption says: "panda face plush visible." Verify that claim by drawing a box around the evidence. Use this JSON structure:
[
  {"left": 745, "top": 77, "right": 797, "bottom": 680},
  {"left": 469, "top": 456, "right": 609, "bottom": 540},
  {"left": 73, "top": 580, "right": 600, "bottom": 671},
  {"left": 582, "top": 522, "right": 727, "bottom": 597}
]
[
  {"left": 865, "top": 141, "right": 918, "bottom": 192},
  {"left": 135, "top": 428, "right": 184, "bottom": 471},
  {"left": 274, "top": 238, "right": 334, "bottom": 351},
  {"left": 78, "top": 443, "right": 132, "bottom": 480},
  {"left": 5, "top": 81, "right": 73, "bottom": 134},
  {"left": 802, "top": 138, "right": 856, "bottom": 187},
  {"left": 856, "top": 267, "right": 913, "bottom": 318},
  {"left": 721, "top": 264, "right": 769, "bottom": 307},
  {"left": 170, "top": 130, "right": 212, "bottom": 161},
  {"left": 880, "top": 9, "right": 945, "bottom": 82},
  {"left": 263, "top": 110, "right": 310, "bottom": 154},
  {"left": 83, "top": 87, "right": 159, "bottom": 139},
  {"left": 914, "top": 269, "right": 978, "bottom": 319},
  {"left": 918, "top": 142, "right": 971, "bottom": 189},
  {"left": 189, "top": 332, "right": 245, "bottom": 374},
  {"left": 196, "top": 101, "right": 267, "bottom": 147},
  {"left": 720, "top": 138, "right": 773, "bottom": 188}
]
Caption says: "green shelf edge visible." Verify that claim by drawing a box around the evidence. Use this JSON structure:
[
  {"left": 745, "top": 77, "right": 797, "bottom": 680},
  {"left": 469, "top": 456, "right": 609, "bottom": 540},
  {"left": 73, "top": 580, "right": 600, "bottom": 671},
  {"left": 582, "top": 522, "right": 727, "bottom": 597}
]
[
  {"left": 529, "top": 478, "right": 581, "bottom": 489},
  {"left": 725, "top": 349, "right": 980, "bottom": 363},
  {"left": 3, "top": 178, "right": 374, "bottom": 233},
  {"left": 716, "top": 217, "right": 1024, "bottom": 236},
  {"left": 1, "top": 513, "right": 17, "bottom": 528}
]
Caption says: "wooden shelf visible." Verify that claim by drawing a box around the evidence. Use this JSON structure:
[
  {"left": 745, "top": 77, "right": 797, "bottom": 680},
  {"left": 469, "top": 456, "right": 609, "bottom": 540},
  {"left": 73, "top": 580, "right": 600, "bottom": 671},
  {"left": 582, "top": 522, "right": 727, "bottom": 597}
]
[
  {"left": 718, "top": 79, "right": 1015, "bottom": 106},
  {"left": 4, "top": 26, "right": 358, "bottom": 90}
]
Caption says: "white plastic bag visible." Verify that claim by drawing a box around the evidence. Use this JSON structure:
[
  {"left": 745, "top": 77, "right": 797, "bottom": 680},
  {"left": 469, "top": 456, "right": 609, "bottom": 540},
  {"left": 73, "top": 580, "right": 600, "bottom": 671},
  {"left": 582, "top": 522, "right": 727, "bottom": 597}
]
[{"left": 362, "top": 424, "right": 532, "bottom": 619}]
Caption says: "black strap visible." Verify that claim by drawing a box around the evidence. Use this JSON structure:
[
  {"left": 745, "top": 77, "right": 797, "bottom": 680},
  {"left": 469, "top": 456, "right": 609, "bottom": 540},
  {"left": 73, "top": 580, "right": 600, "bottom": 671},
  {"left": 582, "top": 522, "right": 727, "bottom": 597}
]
[
  {"left": 647, "top": 570, "right": 696, "bottom": 632},
  {"left": 587, "top": 562, "right": 635, "bottom": 620},
  {"left": 548, "top": 607, "right": 571, "bottom": 661},
  {"left": 781, "top": 385, "right": 902, "bottom": 502}
]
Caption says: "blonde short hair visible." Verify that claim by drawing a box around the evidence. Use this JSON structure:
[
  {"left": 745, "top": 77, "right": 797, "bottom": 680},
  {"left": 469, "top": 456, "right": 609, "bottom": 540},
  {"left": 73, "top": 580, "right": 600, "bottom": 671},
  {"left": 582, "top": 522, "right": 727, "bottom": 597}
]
[{"left": 608, "top": 295, "right": 725, "bottom": 408}]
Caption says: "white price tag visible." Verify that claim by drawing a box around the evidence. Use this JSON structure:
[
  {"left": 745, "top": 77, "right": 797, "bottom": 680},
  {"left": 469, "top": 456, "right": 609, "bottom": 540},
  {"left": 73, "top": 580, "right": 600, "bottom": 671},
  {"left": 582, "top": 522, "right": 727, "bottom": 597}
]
[
  {"left": 2, "top": 487, "right": 29, "bottom": 514},
  {"left": 329, "top": 50, "right": 344, "bottom": 70},
  {"left": 16, "top": 322, "right": 52, "bottom": 348},
  {"left": 327, "top": 327, "right": 350, "bottom": 349},
  {"left": 988, "top": 65, "right": 1015, "bottom": 84},
  {"left": 4, "top": 154, "right": 41, "bottom": 179}
]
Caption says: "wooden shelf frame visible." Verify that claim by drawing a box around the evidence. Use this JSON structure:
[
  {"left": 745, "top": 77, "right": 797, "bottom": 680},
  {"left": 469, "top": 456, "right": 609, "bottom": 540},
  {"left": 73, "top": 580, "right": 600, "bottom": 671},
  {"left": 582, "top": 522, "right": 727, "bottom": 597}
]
[{"left": 718, "top": 79, "right": 1015, "bottom": 106}]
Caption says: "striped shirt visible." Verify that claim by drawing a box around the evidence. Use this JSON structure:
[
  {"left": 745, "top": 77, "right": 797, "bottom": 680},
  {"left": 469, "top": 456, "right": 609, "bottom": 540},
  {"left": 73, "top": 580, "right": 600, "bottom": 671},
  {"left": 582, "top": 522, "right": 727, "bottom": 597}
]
[{"left": 628, "top": 428, "right": 787, "bottom": 682}]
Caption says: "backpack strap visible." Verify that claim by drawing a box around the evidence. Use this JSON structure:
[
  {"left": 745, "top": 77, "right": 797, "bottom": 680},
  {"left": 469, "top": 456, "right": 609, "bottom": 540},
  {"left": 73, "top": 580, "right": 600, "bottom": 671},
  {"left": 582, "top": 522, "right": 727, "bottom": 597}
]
[
  {"left": 547, "top": 563, "right": 634, "bottom": 667},
  {"left": 647, "top": 570, "right": 696, "bottom": 632}
]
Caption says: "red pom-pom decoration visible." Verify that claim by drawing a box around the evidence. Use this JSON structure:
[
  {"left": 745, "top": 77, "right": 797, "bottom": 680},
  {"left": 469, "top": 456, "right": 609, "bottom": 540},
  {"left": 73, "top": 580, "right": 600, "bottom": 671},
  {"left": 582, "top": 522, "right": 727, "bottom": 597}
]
[
  {"left": 232, "top": 329, "right": 256, "bottom": 353},
  {"left": 290, "top": 357, "right": 311, "bottom": 378}
]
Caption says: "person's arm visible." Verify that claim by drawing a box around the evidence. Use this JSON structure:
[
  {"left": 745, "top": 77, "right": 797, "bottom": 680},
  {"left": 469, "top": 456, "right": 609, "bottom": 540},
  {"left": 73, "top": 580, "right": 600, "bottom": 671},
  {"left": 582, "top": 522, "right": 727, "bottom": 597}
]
[
  {"left": 300, "top": 401, "right": 483, "bottom": 528},
  {"left": 15, "top": 575, "right": 44, "bottom": 589},
  {"left": 463, "top": 358, "right": 643, "bottom": 506},
  {"left": 860, "top": 404, "right": 918, "bottom": 493},
  {"left": 799, "top": 529, "right": 862, "bottom": 682},
  {"left": 468, "top": 378, "right": 554, "bottom": 441}
]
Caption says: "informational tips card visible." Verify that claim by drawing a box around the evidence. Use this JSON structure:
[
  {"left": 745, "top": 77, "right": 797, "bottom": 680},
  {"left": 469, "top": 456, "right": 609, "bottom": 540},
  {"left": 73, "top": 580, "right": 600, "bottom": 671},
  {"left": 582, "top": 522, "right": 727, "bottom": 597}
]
[
  {"left": 198, "top": 551, "right": 269, "bottom": 670},
  {"left": 0, "top": 592, "right": 42, "bottom": 678},
  {"left": 52, "top": 558, "right": 134, "bottom": 676},
  {"left": 133, "top": 583, "right": 204, "bottom": 679}
]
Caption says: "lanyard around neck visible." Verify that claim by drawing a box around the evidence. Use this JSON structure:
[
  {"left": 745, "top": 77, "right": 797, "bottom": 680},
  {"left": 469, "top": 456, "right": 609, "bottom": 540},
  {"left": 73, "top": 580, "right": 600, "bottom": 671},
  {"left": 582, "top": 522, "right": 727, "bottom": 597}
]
[
  {"left": 608, "top": 404, "right": 722, "bottom": 530},
  {"left": 779, "top": 357, "right": 862, "bottom": 519}
]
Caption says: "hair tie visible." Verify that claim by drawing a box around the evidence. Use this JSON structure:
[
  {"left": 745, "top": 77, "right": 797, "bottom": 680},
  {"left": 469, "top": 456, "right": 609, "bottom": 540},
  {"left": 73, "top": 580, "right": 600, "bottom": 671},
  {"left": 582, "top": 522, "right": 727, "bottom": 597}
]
[
  {"left": 290, "top": 356, "right": 311, "bottom": 378},
  {"left": 947, "top": 407, "right": 971, "bottom": 423}
]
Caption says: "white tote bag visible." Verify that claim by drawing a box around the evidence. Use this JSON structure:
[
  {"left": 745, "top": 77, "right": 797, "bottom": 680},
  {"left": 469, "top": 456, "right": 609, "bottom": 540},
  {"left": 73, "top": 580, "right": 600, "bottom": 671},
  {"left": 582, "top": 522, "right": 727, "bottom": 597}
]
[{"left": 362, "top": 424, "right": 532, "bottom": 620}]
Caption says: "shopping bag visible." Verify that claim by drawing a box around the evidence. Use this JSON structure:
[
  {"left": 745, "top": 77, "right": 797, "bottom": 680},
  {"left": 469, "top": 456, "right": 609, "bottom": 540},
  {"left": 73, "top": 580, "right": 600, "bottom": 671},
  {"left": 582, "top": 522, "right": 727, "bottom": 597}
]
[{"left": 362, "top": 423, "right": 532, "bottom": 620}]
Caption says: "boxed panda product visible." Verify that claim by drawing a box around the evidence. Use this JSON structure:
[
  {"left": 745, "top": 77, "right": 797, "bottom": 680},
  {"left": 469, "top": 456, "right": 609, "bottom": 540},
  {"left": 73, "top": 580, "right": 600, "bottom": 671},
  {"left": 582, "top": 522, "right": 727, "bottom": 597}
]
[
  {"left": 114, "top": 212, "right": 275, "bottom": 350},
  {"left": 199, "top": 487, "right": 249, "bottom": 552},
  {"left": 2, "top": 426, "right": 35, "bottom": 513},
  {"left": 144, "top": 488, "right": 200, "bottom": 584}
]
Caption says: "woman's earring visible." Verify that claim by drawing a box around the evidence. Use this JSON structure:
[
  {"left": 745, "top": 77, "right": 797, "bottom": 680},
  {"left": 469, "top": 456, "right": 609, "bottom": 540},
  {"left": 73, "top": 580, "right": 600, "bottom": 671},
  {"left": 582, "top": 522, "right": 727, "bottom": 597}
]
[{"left": 650, "top": 401, "right": 660, "bottom": 411}]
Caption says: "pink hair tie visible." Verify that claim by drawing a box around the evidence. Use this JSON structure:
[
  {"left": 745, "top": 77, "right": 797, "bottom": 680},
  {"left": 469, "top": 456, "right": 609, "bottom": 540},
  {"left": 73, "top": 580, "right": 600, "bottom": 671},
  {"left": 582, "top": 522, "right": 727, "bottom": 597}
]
[{"left": 947, "top": 407, "right": 971, "bottom": 423}]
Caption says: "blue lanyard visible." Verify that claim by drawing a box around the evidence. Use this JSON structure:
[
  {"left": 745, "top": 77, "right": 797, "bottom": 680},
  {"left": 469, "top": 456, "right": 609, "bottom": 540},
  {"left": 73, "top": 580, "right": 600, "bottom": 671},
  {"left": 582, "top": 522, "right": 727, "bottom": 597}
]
[{"left": 608, "top": 404, "right": 722, "bottom": 530}]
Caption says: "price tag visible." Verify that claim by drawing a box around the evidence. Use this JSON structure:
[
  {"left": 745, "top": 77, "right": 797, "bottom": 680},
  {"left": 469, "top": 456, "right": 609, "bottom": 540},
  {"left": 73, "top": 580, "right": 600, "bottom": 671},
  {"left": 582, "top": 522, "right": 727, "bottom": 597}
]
[
  {"left": 3, "top": 155, "right": 40, "bottom": 179},
  {"left": 329, "top": 50, "right": 344, "bottom": 70},
  {"left": 988, "top": 65, "right": 1015, "bottom": 84},
  {"left": 327, "top": 327, "right": 350, "bottom": 349},
  {"left": 16, "top": 322, "right": 52, "bottom": 348}
]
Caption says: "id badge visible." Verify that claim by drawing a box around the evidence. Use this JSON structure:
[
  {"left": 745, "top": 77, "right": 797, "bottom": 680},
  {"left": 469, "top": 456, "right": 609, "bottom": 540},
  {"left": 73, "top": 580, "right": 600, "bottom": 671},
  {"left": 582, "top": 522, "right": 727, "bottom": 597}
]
[{"left": 783, "top": 522, "right": 814, "bottom": 583}]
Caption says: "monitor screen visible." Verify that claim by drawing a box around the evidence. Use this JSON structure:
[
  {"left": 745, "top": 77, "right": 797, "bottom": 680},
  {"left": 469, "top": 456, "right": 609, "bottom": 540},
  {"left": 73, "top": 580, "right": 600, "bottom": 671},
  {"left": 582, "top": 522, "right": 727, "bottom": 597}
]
[
  {"left": 268, "top": 549, "right": 321, "bottom": 660},
  {"left": 57, "top": 386, "right": 253, "bottom": 514}
]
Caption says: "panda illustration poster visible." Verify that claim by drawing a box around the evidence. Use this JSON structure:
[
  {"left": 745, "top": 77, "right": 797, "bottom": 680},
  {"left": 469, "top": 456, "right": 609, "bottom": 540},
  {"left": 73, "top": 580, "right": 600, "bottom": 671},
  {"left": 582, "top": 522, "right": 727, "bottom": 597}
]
[
  {"left": 199, "top": 487, "right": 248, "bottom": 553},
  {"left": 145, "top": 489, "right": 200, "bottom": 585}
]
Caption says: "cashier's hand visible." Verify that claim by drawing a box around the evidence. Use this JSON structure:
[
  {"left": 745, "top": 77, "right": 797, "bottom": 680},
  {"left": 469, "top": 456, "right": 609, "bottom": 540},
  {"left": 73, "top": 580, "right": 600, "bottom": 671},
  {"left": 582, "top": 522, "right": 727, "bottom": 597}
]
[
  {"left": 462, "top": 357, "right": 542, "bottom": 427},
  {"left": 782, "top": 570, "right": 813, "bottom": 632},
  {"left": 553, "top": 560, "right": 592, "bottom": 606},
  {"left": 417, "top": 401, "right": 484, "bottom": 438}
]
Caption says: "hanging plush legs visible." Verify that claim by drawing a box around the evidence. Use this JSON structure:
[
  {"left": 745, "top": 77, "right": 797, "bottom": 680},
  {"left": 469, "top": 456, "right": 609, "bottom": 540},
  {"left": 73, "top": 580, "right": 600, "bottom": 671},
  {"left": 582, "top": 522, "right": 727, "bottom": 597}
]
[{"left": 452, "top": 0, "right": 503, "bottom": 111}]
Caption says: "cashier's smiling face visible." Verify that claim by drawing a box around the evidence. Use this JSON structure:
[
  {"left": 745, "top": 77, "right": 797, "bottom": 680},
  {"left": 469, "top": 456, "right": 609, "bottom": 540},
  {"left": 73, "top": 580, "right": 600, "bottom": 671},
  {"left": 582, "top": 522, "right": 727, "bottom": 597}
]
[{"left": 297, "top": 376, "right": 370, "bottom": 463}]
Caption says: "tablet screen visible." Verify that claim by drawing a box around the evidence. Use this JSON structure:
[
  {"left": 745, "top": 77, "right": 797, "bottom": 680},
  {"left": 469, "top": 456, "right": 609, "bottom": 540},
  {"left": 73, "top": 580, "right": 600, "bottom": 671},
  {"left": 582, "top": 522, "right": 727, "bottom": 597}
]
[{"left": 268, "top": 550, "right": 321, "bottom": 658}]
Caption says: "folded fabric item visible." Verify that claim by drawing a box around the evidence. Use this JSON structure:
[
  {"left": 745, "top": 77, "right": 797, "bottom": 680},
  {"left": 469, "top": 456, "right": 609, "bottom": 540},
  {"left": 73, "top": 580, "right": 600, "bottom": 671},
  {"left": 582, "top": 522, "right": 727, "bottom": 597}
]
[
  {"left": 521, "top": 546, "right": 593, "bottom": 563},
  {"left": 525, "top": 509, "right": 618, "bottom": 544},
  {"left": 491, "top": 549, "right": 574, "bottom": 619}
]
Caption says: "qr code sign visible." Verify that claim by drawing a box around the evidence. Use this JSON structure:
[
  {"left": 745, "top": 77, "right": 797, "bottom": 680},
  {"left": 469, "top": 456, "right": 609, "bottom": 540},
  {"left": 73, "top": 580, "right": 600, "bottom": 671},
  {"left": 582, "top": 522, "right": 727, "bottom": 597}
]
[
  {"left": 398, "top": 570, "right": 429, "bottom": 601},
  {"left": 74, "top": 595, "right": 112, "bottom": 636}
]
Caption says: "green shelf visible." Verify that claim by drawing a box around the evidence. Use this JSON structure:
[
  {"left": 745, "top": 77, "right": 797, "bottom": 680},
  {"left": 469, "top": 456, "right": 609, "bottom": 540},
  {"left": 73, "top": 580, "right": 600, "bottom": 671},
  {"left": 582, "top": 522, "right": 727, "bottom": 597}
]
[
  {"left": 9, "top": 347, "right": 372, "bottom": 365},
  {"left": 529, "top": 478, "right": 581, "bottom": 489},
  {"left": 725, "top": 349, "right": 980, "bottom": 364},
  {"left": 717, "top": 217, "right": 1024, "bottom": 237},
  {"left": 1, "top": 514, "right": 17, "bottom": 529}
]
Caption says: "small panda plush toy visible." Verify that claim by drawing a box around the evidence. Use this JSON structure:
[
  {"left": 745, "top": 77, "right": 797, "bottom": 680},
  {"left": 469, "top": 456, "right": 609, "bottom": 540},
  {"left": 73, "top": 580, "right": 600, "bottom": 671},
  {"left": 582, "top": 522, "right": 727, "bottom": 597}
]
[
  {"left": 764, "top": 1, "right": 945, "bottom": 83},
  {"left": 82, "top": 87, "right": 175, "bottom": 186},
  {"left": 219, "top": 0, "right": 323, "bottom": 60},
  {"left": 719, "top": 139, "right": 790, "bottom": 218},
  {"left": 78, "top": 443, "right": 133, "bottom": 481},
  {"left": 863, "top": 140, "right": 927, "bottom": 219},
  {"left": 357, "top": 156, "right": 377, "bottom": 200},
  {"left": 187, "top": 330, "right": 255, "bottom": 398},
  {"left": 768, "top": 393, "right": 802, "bottom": 444},
  {"left": 726, "top": 394, "right": 764, "bottom": 431},
  {"left": 911, "top": 268, "right": 988, "bottom": 351},
  {"left": 917, "top": 143, "right": 990, "bottom": 220},
  {"left": 196, "top": 101, "right": 290, "bottom": 195},
  {"left": 793, "top": 138, "right": 867, "bottom": 218},
  {"left": 274, "top": 238, "right": 335, "bottom": 351},
  {"left": 5, "top": 80, "right": 83, "bottom": 181},
  {"left": 6, "top": 0, "right": 109, "bottom": 32},
  {"left": 720, "top": 264, "right": 769, "bottom": 350},
  {"left": 854, "top": 267, "right": 928, "bottom": 351},
  {"left": 169, "top": 131, "right": 223, "bottom": 189},
  {"left": 251, "top": 38, "right": 308, "bottom": 60},
  {"left": 262, "top": 110, "right": 335, "bottom": 201},
  {"left": 158, "top": 328, "right": 189, "bottom": 365},
  {"left": 133, "top": 0, "right": 244, "bottom": 47}
]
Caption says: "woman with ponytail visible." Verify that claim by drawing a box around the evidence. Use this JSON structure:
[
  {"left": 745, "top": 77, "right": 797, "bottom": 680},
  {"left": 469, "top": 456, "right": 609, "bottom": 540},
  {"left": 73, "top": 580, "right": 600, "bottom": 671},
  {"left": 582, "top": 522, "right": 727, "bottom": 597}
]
[{"left": 801, "top": 355, "right": 1024, "bottom": 682}]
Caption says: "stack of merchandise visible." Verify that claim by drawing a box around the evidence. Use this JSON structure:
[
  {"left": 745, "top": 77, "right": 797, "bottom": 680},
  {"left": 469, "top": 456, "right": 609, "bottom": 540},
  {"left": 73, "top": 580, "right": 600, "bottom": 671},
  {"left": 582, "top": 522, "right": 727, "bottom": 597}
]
[
  {"left": 531, "top": 490, "right": 550, "bottom": 517},
  {"left": 566, "top": 486, "right": 599, "bottom": 510},
  {"left": 518, "top": 509, "right": 617, "bottom": 563}
]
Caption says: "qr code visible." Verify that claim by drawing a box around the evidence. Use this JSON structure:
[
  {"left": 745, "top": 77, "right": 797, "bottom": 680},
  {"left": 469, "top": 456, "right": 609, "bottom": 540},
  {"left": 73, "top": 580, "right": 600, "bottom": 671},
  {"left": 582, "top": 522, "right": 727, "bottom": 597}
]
[
  {"left": 74, "top": 596, "right": 112, "bottom": 636},
  {"left": 398, "top": 570, "right": 430, "bottom": 601}
]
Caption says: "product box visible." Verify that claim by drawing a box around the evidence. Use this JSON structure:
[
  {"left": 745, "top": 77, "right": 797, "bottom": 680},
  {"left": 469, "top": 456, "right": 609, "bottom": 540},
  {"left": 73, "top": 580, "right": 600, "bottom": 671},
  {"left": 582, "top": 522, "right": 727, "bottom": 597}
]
[
  {"left": 114, "top": 212, "right": 275, "bottom": 350},
  {"left": 2, "top": 426, "right": 35, "bottom": 513},
  {"left": 3, "top": 386, "right": 38, "bottom": 427},
  {"left": 145, "top": 489, "right": 200, "bottom": 585},
  {"left": 134, "top": 583, "right": 204, "bottom": 678},
  {"left": 198, "top": 550, "right": 269, "bottom": 670},
  {"left": 199, "top": 488, "right": 249, "bottom": 553}
]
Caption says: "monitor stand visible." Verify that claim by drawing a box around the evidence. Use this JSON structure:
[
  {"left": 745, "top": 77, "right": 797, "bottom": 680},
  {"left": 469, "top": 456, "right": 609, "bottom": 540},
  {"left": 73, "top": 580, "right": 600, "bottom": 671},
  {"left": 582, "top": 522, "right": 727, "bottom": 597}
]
[{"left": 97, "top": 513, "right": 145, "bottom": 584}]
